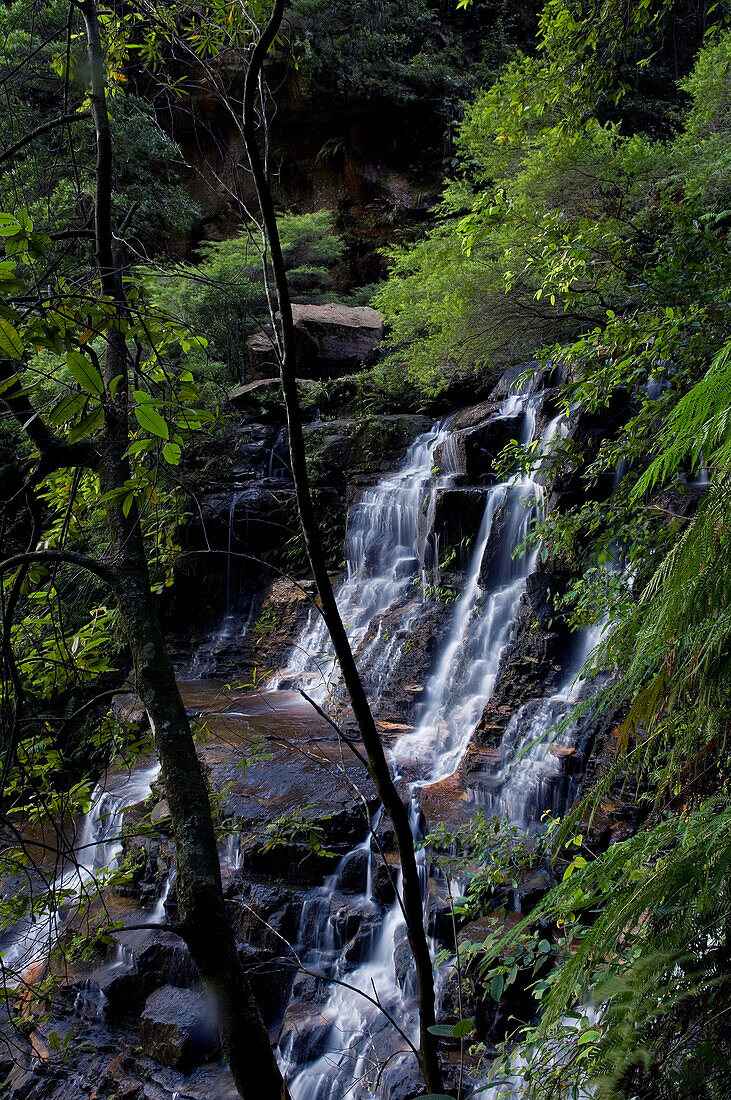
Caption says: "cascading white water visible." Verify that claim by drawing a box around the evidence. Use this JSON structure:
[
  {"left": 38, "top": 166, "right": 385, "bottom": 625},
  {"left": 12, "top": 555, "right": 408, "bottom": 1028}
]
[
  {"left": 476, "top": 619, "right": 607, "bottom": 829},
  {"left": 280, "top": 385, "right": 571, "bottom": 1099},
  {"left": 281, "top": 809, "right": 422, "bottom": 1100},
  {"left": 393, "top": 398, "right": 565, "bottom": 784},
  {"left": 1, "top": 763, "right": 161, "bottom": 979},
  {"left": 272, "top": 422, "right": 452, "bottom": 696}
]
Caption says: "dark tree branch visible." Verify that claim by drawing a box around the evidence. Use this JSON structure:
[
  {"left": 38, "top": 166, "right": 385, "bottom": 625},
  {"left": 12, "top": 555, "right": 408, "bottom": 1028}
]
[
  {"left": 0, "top": 111, "right": 91, "bottom": 166},
  {"left": 0, "top": 361, "right": 98, "bottom": 478},
  {"left": 0, "top": 550, "right": 115, "bottom": 586}
]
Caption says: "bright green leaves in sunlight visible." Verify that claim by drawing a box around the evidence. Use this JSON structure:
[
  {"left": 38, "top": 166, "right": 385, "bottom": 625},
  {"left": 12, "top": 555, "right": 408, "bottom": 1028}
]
[{"left": 133, "top": 392, "right": 169, "bottom": 439}]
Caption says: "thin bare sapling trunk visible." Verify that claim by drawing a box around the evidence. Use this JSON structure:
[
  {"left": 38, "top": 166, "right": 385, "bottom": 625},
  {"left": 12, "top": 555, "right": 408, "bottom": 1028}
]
[{"left": 241, "top": 3, "right": 444, "bottom": 1093}]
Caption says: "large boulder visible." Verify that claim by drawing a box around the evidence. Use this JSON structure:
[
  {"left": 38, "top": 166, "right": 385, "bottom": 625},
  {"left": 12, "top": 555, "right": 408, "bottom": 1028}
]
[
  {"left": 289, "top": 303, "right": 383, "bottom": 378},
  {"left": 244, "top": 304, "right": 383, "bottom": 380},
  {"left": 139, "top": 985, "right": 219, "bottom": 1069},
  {"left": 100, "top": 934, "right": 197, "bottom": 1019}
]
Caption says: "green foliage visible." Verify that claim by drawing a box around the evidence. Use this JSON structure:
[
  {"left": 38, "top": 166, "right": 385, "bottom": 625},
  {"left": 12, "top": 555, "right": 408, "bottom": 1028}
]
[
  {"left": 262, "top": 805, "right": 337, "bottom": 860},
  {"left": 146, "top": 211, "right": 344, "bottom": 384},
  {"left": 377, "top": 7, "right": 731, "bottom": 1096},
  {"left": 289, "top": 0, "right": 534, "bottom": 105}
]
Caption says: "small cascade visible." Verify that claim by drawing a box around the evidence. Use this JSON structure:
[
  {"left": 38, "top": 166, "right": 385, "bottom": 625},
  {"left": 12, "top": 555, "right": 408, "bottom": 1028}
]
[
  {"left": 394, "top": 396, "right": 562, "bottom": 783},
  {"left": 267, "top": 426, "right": 290, "bottom": 480},
  {"left": 0, "top": 763, "right": 160, "bottom": 979},
  {"left": 272, "top": 422, "right": 452, "bottom": 695},
  {"left": 185, "top": 490, "right": 255, "bottom": 679},
  {"left": 149, "top": 868, "right": 176, "bottom": 925},
  {"left": 474, "top": 620, "right": 606, "bottom": 829},
  {"left": 282, "top": 811, "right": 422, "bottom": 1100}
]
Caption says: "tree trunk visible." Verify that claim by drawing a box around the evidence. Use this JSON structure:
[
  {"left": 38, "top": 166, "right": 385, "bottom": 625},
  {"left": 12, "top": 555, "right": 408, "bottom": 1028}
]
[
  {"left": 241, "top": 3, "right": 444, "bottom": 1093},
  {"left": 78, "top": 3, "right": 290, "bottom": 1097},
  {"left": 106, "top": 507, "right": 287, "bottom": 1100}
]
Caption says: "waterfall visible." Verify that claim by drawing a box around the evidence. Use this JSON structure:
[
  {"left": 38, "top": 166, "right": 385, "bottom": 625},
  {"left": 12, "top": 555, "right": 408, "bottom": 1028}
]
[
  {"left": 393, "top": 398, "right": 565, "bottom": 784},
  {"left": 475, "top": 619, "right": 607, "bottom": 829},
  {"left": 184, "top": 490, "right": 254, "bottom": 679},
  {"left": 272, "top": 422, "right": 452, "bottom": 695},
  {"left": 1, "top": 763, "right": 160, "bottom": 979},
  {"left": 278, "top": 383, "right": 573, "bottom": 1098}
]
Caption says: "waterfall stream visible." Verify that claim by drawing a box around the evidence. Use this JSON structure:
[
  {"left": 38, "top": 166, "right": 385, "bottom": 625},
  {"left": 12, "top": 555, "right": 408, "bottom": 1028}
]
[
  {"left": 271, "top": 421, "right": 452, "bottom": 695},
  {"left": 475, "top": 619, "right": 607, "bottom": 829},
  {"left": 0, "top": 764, "right": 160, "bottom": 980},
  {"left": 277, "top": 383, "right": 578, "bottom": 1099}
]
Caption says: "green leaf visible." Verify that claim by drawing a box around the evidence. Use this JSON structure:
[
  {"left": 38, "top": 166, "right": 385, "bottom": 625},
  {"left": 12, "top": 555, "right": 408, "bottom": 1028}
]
[
  {"left": 66, "top": 351, "right": 104, "bottom": 396},
  {"left": 0, "top": 317, "right": 24, "bottom": 357},
  {"left": 577, "top": 1028, "right": 601, "bottom": 1046},
  {"left": 427, "top": 1024, "right": 456, "bottom": 1038},
  {"left": 133, "top": 388, "right": 152, "bottom": 404},
  {"left": 68, "top": 405, "right": 103, "bottom": 443},
  {"left": 0, "top": 372, "right": 19, "bottom": 395},
  {"left": 0, "top": 214, "right": 21, "bottom": 237},
  {"left": 127, "top": 439, "right": 154, "bottom": 456},
  {"left": 134, "top": 404, "right": 169, "bottom": 439},
  {"left": 452, "top": 1017, "right": 475, "bottom": 1038},
  {"left": 49, "top": 393, "right": 87, "bottom": 425},
  {"left": 162, "top": 442, "right": 181, "bottom": 465},
  {"left": 490, "top": 972, "right": 504, "bottom": 1001}
]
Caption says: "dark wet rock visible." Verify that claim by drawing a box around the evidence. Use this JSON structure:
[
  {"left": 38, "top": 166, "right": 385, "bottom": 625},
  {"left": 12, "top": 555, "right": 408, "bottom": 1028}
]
[
  {"left": 435, "top": 414, "right": 525, "bottom": 485},
  {"left": 227, "top": 880, "right": 304, "bottom": 951},
  {"left": 278, "top": 1001, "right": 334, "bottom": 1064},
  {"left": 393, "top": 926, "right": 415, "bottom": 996},
  {"left": 371, "top": 860, "right": 397, "bottom": 906},
  {"left": 371, "top": 822, "right": 396, "bottom": 855},
  {"left": 489, "top": 361, "right": 541, "bottom": 401},
  {"left": 302, "top": 414, "right": 432, "bottom": 487},
  {"left": 429, "top": 487, "right": 488, "bottom": 567},
  {"left": 516, "top": 868, "right": 552, "bottom": 913},
  {"left": 341, "top": 904, "right": 383, "bottom": 966},
  {"left": 359, "top": 591, "right": 447, "bottom": 724},
  {"left": 289, "top": 969, "right": 331, "bottom": 1005},
  {"left": 329, "top": 894, "right": 380, "bottom": 949},
  {"left": 378, "top": 1054, "right": 424, "bottom": 1100},
  {"left": 100, "top": 934, "right": 197, "bottom": 1019},
  {"left": 239, "top": 840, "right": 339, "bottom": 884},
  {"left": 237, "top": 943, "right": 296, "bottom": 1027},
  {"left": 140, "top": 985, "right": 219, "bottom": 1070},
  {"left": 338, "top": 848, "right": 369, "bottom": 894}
]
